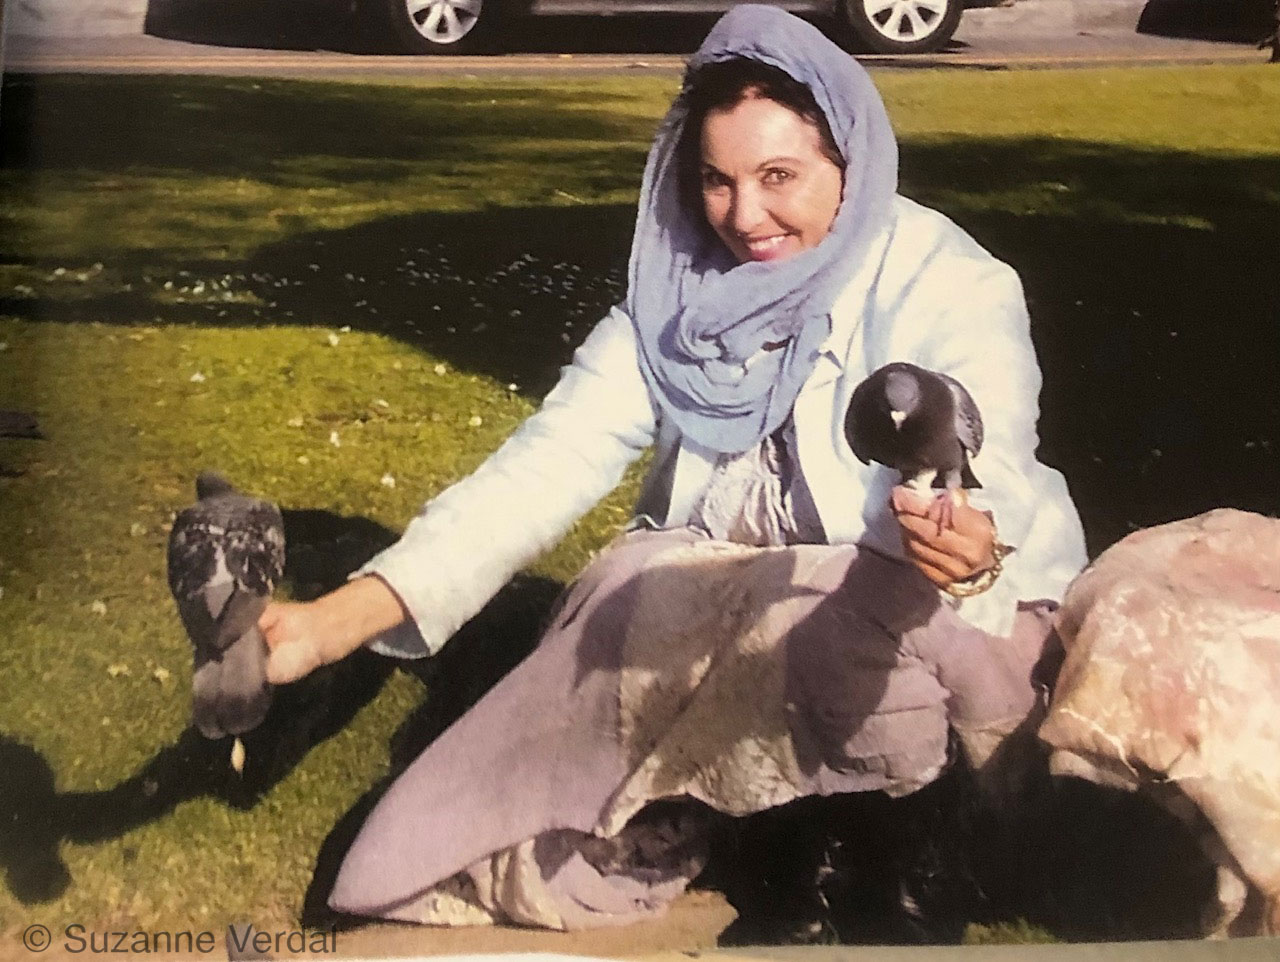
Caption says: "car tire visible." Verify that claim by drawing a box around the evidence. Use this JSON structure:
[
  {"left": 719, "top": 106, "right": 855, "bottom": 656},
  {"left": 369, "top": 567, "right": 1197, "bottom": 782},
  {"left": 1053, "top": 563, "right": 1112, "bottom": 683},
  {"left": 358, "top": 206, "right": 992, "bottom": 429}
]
[
  {"left": 840, "top": 0, "right": 963, "bottom": 54},
  {"left": 368, "top": 0, "right": 502, "bottom": 54}
]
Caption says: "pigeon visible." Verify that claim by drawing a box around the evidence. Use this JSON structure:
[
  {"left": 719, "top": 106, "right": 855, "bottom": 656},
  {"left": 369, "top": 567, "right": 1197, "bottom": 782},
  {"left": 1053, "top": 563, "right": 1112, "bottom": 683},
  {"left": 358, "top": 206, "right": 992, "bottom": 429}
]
[
  {"left": 844, "top": 362, "right": 983, "bottom": 533},
  {"left": 167, "top": 471, "right": 285, "bottom": 771}
]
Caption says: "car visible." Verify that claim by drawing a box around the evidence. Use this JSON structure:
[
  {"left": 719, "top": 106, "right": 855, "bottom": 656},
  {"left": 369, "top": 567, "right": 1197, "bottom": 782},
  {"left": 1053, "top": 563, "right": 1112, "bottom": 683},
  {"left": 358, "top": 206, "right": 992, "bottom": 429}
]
[{"left": 363, "top": 0, "right": 969, "bottom": 56}]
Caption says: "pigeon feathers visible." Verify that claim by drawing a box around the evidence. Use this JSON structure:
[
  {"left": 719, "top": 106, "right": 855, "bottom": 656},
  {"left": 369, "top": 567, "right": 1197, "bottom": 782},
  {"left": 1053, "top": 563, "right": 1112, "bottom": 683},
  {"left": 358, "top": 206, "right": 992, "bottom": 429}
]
[
  {"left": 167, "top": 471, "right": 285, "bottom": 745},
  {"left": 845, "top": 362, "right": 984, "bottom": 531}
]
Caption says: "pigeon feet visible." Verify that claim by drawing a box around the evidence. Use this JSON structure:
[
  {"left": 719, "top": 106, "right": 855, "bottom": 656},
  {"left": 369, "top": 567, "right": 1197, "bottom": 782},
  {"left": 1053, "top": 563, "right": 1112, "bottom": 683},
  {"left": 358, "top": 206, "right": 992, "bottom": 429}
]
[{"left": 925, "top": 491, "right": 958, "bottom": 534}]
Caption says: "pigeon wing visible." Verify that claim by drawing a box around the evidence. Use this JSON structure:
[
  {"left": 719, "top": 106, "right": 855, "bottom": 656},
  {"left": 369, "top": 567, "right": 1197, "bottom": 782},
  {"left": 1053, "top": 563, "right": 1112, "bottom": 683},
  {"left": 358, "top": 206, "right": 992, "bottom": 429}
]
[
  {"left": 844, "top": 374, "right": 880, "bottom": 465},
  {"left": 937, "top": 372, "right": 984, "bottom": 457},
  {"left": 213, "top": 589, "right": 271, "bottom": 652},
  {"left": 220, "top": 499, "right": 286, "bottom": 595},
  {"left": 167, "top": 513, "right": 225, "bottom": 649}
]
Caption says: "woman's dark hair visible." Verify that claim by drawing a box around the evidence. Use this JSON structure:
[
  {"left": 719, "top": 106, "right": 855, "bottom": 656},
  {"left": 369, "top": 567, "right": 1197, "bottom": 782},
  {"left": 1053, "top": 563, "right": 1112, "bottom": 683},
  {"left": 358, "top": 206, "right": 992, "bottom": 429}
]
[{"left": 677, "top": 57, "right": 844, "bottom": 215}]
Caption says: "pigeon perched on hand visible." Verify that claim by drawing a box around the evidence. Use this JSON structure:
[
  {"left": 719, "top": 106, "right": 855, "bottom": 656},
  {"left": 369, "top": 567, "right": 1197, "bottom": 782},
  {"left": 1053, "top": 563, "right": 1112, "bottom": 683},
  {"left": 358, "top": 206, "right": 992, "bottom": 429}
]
[
  {"left": 845, "top": 362, "right": 983, "bottom": 532},
  {"left": 167, "top": 471, "right": 285, "bottom": 771}
]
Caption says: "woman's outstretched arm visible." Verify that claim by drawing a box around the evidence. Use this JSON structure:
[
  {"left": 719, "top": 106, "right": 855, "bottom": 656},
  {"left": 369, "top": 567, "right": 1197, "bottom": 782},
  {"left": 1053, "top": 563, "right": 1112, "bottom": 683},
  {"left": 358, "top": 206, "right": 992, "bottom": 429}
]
[{"left": 256, "top": 307, "right": 657, "bottom": 683}]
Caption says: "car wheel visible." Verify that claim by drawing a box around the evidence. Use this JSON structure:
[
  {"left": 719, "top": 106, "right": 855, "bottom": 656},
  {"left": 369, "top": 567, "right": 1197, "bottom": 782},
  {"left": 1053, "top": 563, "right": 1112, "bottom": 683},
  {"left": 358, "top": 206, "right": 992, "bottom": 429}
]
[
  {"left": 840, "top": 0, "right": 963, "bottom": 54},
  {"left": 371, "top": 0, "right": 501, "bottom": 53}
]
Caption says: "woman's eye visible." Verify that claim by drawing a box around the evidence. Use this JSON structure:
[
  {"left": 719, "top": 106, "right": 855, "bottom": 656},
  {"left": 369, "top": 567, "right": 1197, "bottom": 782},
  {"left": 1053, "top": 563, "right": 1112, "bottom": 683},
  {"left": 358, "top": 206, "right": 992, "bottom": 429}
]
[
  {"left": 763, "top": 168, "right": 794, "bottom": 186},
  {"left": 701, "top": 170, "right": 728, "bottom": 190}
]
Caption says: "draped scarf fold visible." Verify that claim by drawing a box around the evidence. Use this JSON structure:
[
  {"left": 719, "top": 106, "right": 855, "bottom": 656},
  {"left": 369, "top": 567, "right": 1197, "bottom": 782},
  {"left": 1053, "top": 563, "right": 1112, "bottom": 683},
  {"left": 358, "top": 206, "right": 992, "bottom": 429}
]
[{"left": 625, "top": 4, "right": 899, "bottom": 454}]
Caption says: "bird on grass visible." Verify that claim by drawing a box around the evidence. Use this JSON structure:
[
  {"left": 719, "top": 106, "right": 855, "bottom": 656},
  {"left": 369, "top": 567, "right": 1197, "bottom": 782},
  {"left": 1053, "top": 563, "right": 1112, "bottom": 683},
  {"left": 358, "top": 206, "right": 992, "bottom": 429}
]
[
  {"left": 844, "top": 362, "right": 983, "bottom": 533},
  {"left": 167, "top": 471, "right": 285, "bottom": 773}
]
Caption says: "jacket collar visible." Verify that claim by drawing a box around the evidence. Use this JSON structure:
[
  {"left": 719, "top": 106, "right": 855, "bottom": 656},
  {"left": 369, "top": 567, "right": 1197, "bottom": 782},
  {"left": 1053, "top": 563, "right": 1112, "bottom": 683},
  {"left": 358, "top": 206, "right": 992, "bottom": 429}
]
[{"left": 809, "top": 210, "right": 898, "bottom": 384}]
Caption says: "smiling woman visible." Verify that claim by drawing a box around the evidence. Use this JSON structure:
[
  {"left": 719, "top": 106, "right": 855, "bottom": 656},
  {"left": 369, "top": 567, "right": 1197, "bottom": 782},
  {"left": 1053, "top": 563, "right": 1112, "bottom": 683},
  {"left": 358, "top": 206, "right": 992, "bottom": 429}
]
[
  {"left": 684, "top": 59, "right": 846, "bottom": 264},
  {"left": 255, "top": 4, "right": 1087, "bottom": 938}
]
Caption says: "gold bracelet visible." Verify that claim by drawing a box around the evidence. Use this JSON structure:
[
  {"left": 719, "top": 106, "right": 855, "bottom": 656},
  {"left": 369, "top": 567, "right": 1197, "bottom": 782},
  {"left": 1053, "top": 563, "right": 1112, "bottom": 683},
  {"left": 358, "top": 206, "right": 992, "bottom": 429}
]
[{"left": 943, "top": 539, "right": 1013, "bottom": 599}]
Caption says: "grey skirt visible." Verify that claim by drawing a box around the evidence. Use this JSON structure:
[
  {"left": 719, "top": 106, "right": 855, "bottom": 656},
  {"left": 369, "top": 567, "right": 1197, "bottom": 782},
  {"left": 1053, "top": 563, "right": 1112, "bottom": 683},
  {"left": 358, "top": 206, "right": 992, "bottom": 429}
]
[{"left": 328, "top": 527, "right": 1057, "bottom": 930}]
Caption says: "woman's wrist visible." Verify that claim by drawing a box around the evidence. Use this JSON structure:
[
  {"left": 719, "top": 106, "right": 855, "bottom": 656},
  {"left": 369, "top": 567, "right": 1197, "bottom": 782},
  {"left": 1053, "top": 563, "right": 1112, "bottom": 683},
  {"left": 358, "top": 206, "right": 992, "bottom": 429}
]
[
  {"left": 943, "top": 535, "right": 1012, "bottom": 598},
  {"left": 314, "top": 575, "right": 409, "bottom": 658}
]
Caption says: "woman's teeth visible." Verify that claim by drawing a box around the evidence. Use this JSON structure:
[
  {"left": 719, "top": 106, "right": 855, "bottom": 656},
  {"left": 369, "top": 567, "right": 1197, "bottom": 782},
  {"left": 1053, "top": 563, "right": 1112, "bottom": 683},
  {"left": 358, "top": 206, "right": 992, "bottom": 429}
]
[{"left": 746, "top": 235, "right": 788, "bottom": 257}]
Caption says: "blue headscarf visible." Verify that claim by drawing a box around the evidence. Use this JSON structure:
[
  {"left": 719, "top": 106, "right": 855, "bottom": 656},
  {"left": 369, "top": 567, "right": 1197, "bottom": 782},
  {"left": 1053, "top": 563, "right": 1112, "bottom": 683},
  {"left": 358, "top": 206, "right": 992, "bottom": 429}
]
[{"left": 626, "top": 5, "right": 899, "bottom": 454}]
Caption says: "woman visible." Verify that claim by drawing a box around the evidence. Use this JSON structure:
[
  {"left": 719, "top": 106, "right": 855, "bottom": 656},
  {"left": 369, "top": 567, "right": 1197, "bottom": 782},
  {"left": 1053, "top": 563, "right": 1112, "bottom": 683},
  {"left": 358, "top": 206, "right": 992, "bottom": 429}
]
[{"left": 260, "top": 5, "right": 1086, "bottom": 931}]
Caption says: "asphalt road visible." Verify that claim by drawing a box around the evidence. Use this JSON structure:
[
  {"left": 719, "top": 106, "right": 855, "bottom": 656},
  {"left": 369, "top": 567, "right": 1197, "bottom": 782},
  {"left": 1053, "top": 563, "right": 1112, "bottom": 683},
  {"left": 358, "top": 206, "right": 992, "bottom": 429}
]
[{"left": 1, "top": 4, "right": 1270, "bottom": 76}]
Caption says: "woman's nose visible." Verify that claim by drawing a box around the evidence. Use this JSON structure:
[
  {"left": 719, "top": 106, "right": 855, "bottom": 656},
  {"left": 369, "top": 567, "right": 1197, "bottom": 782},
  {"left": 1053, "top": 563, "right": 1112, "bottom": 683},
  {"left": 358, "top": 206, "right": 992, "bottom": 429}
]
[{"left": 730, "top": 186, "right": 766, "bottom": 235}]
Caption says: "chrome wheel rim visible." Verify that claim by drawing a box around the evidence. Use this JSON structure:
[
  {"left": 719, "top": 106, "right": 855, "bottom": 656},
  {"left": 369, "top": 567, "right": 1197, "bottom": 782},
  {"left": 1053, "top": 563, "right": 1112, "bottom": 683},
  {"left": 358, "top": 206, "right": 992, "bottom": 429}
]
[
  {"left": 861, "top": 0, "right": 948, "bottom": 43},
  {"left": 405, "top": 0, "right": 483, "bottom": 44}
]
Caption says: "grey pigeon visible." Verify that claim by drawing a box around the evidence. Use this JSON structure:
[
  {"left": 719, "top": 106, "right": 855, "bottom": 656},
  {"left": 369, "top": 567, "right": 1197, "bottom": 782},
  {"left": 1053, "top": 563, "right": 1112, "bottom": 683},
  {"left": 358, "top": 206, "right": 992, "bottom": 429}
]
[
  {"left": 167, "top": 471, "right": 284, "bottom": 749},
  {"left": 844, "top": 362, "right": 983, "bottom": 532}
]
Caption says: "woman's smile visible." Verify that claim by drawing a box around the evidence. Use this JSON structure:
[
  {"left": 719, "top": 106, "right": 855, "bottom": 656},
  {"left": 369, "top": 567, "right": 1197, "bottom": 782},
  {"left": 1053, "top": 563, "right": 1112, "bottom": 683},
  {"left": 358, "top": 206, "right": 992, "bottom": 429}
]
[
  {"left": 741, "top": 233, "right": 792, "bottom": 262},
  {"left": 699, "top": 95, "right": 845, "bottom": 266}
]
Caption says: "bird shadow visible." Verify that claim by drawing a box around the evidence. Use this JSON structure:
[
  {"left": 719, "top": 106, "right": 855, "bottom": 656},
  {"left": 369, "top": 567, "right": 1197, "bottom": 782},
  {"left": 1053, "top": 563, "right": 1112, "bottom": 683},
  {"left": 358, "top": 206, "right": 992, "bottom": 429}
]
[
  {"left": 0, "top": 506, "right": 401, "bottom": 905},
  {"left": 0, "top": 489, "right": 565, "bottom": 915}
]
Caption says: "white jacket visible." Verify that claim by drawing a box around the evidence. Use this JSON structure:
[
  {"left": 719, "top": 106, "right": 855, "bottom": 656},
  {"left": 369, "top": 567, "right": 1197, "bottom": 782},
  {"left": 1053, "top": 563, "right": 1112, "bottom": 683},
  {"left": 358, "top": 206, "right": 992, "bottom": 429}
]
[{"left": 358, "top": 197, "right": 1087, "bottom": 656}]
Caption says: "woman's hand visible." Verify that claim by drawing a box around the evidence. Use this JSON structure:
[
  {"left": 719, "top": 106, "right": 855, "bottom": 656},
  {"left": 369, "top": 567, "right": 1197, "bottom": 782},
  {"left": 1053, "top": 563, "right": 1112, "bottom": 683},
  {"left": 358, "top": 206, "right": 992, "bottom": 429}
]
[
  {"left": 258, "top": 576, "right": 408, "bottom": 684},
  {"left": 890, "top": 486, "right": 997, "bottom": 589}
]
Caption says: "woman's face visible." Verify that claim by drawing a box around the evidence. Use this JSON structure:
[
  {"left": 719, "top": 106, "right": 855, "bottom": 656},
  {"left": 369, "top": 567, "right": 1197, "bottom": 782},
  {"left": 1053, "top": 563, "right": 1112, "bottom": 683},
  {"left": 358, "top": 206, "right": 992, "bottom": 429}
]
[{"left": 698, "top": 95, "right": 844, "bottom": 265}]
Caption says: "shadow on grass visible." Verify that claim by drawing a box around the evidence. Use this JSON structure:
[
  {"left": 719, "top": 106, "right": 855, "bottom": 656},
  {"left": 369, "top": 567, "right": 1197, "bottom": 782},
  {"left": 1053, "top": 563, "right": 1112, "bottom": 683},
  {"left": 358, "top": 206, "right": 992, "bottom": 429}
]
[
  {"left": 0, "top": 662, "right": 395, "bottom": 905},
  {"left": 0, "top": 74, "right": 653, "bottom": 185},
  {"left": 0, "top": 515, "right": 322, "bottom": 896},
  {"left": 0, "top": 506, "right": 395, "bottom": 905},
  {"left": 0, "top": 494, "right": 563, "bottom": 911},
  {"left": 8, "top": 134, "right": 1277, "bottom": 554}
]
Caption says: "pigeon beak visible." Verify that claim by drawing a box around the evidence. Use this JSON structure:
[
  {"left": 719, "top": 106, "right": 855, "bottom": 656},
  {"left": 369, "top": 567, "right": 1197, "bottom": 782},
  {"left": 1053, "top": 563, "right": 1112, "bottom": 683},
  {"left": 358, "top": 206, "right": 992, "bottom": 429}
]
[{"left": 890, "top": 410, "right": 907, "bottom": 430}]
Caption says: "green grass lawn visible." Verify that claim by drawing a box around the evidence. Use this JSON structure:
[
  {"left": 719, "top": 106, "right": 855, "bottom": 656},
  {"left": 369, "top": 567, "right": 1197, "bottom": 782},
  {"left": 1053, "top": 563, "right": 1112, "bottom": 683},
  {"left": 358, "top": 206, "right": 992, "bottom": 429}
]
[{"left": 1, "top": 64, "right": 1278, "bottom": 943}]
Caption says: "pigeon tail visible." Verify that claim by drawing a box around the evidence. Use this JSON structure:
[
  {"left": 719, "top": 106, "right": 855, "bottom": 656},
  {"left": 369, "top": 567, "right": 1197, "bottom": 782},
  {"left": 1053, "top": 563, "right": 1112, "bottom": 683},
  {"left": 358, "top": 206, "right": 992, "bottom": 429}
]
[{"left": 192, "top": 627, "right": 273, "bottom": 739}]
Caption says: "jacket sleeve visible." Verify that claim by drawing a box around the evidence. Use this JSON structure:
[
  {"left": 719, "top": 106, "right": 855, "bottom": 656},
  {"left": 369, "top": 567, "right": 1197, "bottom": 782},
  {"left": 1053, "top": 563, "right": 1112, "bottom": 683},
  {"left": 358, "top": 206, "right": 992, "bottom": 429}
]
[
  {"left": 909, "top": 256, "right": 1043, "bottom": 555},
  {"left": 354, "top": 306, "right": 658, "bottom": 657}
]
